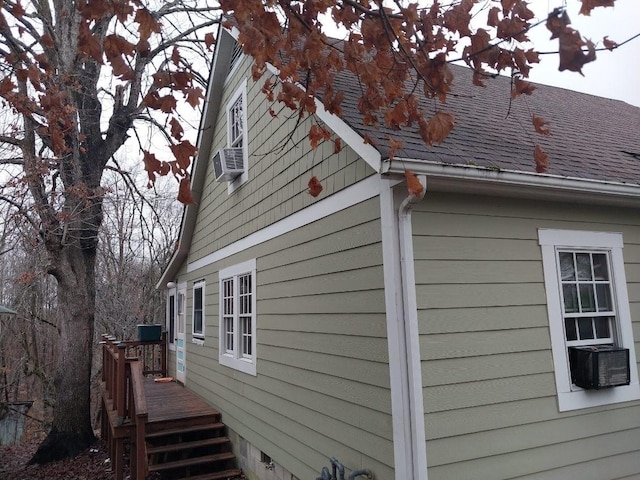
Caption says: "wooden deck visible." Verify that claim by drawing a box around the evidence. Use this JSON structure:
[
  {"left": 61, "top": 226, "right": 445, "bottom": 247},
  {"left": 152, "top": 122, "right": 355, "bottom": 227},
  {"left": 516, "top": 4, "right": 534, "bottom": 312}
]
[
  {"left": 144, "top": 378, "right": 221, "bottom": 431},
  {"left": 100, "top": 335, "right": 240, "bottom": 480}
]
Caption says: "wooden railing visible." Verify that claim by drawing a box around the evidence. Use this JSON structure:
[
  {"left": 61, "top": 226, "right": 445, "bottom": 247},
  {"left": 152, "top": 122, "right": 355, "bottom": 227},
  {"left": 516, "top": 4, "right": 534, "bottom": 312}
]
[{"left": 101, "top": 332, "right": 167, "bottom": 480}]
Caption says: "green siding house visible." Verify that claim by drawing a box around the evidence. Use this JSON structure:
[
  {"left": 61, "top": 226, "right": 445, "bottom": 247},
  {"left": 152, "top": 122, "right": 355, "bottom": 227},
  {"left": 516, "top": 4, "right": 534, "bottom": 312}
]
[{"left": 158, "top": 25, "right": 640, "bottom": 480}]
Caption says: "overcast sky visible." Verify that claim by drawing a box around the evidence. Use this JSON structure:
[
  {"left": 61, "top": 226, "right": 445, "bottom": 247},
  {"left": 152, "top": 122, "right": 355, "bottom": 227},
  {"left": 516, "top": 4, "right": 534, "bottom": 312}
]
[{"left": 524, "top": 0, "right": 640, "bottom": 107}]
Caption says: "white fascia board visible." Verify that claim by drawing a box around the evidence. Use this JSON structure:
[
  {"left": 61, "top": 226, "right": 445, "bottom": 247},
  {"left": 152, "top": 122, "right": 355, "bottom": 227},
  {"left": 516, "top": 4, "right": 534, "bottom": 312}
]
[
  {"left": 313, "top": 98, "right": 381, "bottom": 172},
  {"left": 382, "top": 159, "right": 640, "bottom": 206}
]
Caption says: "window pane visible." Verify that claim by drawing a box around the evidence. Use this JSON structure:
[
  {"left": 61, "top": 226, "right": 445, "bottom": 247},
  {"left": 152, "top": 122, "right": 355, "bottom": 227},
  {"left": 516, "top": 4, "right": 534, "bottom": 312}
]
[
  {"left": 563, "top": 284, "right": 579, "bottom": 313},
  {"left": 194, "top": 286, "right": 202, "bottom": 309},
  {"left": 194, "top": 311, "right": 202, "bottom": 334},
  {"left": 596, "top": 284, "right": 613, "bottom": 312},
  {"left": 230, "top": 96, "right": 244, "bottom": 147},
  {"left": 578, "top": 317, "right": 595, "bottom": 340},
  {"left": 579, "top": 284, "right": 596, "bottom": 312},
  {"left": 594, "top": 317, "right": 611, "bottom": 339},
  {"left": 565, "top": 318, "right": 578, "bottom": 341},
  {"left": 576, "top": 253, "right": 592, "bottom": 281},
  {"left": 241, "top": 316, "right": 252, "bottom": 356},
  {"left": 225, "top": 317, "right": 234, "bottom": 352},
  {"left": 592, "top": 253, "right": 609, "bottom": 281},
  {"left": 559, "top": 252, "right": 575, "bottom": 281}
]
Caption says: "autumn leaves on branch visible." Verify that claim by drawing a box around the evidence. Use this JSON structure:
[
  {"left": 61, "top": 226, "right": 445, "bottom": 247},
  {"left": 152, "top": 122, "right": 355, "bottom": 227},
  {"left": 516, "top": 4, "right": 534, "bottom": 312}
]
[
  {"left": 222, "top": 0, "right": 617, "bottom": 189},
  {"left": 0, "top": 1, "right": 219, "bottom": 206}
]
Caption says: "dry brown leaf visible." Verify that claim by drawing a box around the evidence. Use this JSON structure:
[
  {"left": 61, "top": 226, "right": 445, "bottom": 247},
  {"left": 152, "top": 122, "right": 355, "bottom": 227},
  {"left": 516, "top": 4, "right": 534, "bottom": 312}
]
[
  {"left": 308, "top": 176, "right": 323, "bottom": 197},
  {"left": 532, "top": 115, "right": 551, "bottom": 136},
  {"left": 534, "top": 145, "right": 549, "bottom": 173},
  {"left": 405, "top": 169, "right": 424, "bottom": 197}
]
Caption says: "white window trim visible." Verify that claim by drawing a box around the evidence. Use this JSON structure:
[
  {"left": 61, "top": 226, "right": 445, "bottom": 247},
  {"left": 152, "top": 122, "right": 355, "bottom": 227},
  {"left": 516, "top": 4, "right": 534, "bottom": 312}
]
[
  {"left": 226, "top": 79, "right": 248, "bottom": 194},
  {"left": 218, "top": 259, "right": 257, "bottom": 376},
  {"left": 539, "top": 229, "right": 640, "bottom": 411},
  {"left": 192, "top": 280, "right": 205, "bottom": 341}
]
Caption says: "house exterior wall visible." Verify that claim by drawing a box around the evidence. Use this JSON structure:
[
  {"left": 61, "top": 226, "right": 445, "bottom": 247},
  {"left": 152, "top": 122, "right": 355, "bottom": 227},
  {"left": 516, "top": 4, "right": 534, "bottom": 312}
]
[
  {"left": 413, "top": 191, "right": 640, "bottom": 479},
  {"left": 189, "top": 52, "right": 372, "bottom": 265},
  {"left": 170, "top": 50, "right": 391, "bottom": 479},
  {"left": 182, "top": 197, "right": 393, "bottom": 479}
]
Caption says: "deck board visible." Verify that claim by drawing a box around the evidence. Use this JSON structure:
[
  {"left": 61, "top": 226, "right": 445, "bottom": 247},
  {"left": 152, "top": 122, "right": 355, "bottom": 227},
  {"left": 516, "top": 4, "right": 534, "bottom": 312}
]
[{"left": 144, "top": 378, "right": 220, "bottom": 425}]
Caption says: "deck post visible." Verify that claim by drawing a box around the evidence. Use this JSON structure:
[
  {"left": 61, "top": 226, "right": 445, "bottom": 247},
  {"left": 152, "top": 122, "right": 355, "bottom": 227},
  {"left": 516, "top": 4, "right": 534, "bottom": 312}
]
[
  {"left": 116, "top": 342, "right": 126, "bottom": 425},
  {"left": 135, "top": 413, "right": 148, "bottom": 480},
  {"left": 114, "top": 436, "right": 124, "bottom": 480}
]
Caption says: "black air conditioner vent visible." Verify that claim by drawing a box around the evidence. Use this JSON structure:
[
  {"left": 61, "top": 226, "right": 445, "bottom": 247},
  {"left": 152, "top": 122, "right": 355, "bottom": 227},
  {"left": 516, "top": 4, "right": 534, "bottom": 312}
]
[{"left": 569, "top": 346, "right": 630, "bottom": 390}]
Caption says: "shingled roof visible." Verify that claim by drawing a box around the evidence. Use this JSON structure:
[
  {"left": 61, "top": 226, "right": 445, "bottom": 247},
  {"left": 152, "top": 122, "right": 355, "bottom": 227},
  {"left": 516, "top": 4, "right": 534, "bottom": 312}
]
[{"left": 333, "top": 62, "right": 640, "bottom": 186}]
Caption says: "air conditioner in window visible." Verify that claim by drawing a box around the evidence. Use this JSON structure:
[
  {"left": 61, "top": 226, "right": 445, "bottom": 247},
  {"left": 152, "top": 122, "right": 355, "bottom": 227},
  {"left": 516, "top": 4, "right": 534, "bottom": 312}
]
[
  {"left": 213, "top": 148, "right": 244, "bottom": 182},
  {"left": 569, "top": 346, "right": 630, "bottom": 390}
]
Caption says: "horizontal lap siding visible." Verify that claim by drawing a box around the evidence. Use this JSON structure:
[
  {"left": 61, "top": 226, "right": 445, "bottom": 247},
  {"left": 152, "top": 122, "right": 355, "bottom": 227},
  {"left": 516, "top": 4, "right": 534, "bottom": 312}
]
[
  {"left": 189, "top": 55, "right": 373, "bottom": 263},
  {"left": 414, "top": 192, "right": 640, "bottom": 479},
  {"left": 185, "top": 198, "right": 394, "bottom": 480}
]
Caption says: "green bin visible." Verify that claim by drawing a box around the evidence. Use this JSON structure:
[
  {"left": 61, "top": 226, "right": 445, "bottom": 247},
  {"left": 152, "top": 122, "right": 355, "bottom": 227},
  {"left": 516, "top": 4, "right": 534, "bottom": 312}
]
[{"left": 137, "top": 324, "right": 162, "bottom": 341}]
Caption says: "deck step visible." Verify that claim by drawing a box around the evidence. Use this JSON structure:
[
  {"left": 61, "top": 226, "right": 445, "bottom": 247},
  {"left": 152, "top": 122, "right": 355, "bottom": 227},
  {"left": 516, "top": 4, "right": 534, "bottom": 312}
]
[
  {"left": 147, "top": 436, "right": 230, "bottom": 455},
  {"left": 148, "top": 452, "right": 236, "bottom": 472},
  {"left": 174, "top": 468, "right": 243, "bottom": 480},
  {"left": 145, "top": 422, "right": 225, "bottom": 439}
]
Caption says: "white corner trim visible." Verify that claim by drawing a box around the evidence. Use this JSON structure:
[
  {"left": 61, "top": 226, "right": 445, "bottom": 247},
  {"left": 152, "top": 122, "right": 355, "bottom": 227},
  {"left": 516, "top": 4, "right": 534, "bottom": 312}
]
[
  {"left": 538, "top": 228, "right": 640, "bottom": 411},
  {"left": 188, "top": 175, "right": 380, "bottom": 272},
  {"left": 380, "top": 177, "right": 428, "bottom": 480},
  {"left": 380, "top": 178, "right": 413, "bottom": 480}
]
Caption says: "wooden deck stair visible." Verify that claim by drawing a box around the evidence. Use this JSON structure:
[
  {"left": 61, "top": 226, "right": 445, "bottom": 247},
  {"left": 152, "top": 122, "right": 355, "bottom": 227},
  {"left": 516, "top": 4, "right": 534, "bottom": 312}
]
[
  {"left": 145, "top": 419, "right": 242, "bottom": 480},
  {"left": 100, "top": 334, "right": 243, "bottom": 480}
]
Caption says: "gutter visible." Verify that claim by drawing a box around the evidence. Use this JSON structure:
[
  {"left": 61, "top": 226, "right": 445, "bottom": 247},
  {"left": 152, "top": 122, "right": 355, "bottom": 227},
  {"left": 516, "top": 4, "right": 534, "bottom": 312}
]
[{"left": 382, "top": 160, "right": 640, "bottom": 206}]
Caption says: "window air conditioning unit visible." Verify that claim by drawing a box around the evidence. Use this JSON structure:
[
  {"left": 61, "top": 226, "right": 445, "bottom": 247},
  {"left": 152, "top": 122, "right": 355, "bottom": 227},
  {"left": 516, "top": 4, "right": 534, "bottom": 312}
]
[
  {"left": 569, "top": 346, "right": 630, "bottom": 390},
  {"left": 213, "top": 148, "right": 244, "bottom": 182}
]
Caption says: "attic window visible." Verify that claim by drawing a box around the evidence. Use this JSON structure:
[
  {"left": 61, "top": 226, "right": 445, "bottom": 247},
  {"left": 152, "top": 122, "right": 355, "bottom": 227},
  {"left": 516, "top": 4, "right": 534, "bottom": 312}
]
[
  {"left": 225, "top": 80, "right": 248, "bottom": 192},
  {"left": 229, "top": 42, "right": 243, "bottom": 74}
]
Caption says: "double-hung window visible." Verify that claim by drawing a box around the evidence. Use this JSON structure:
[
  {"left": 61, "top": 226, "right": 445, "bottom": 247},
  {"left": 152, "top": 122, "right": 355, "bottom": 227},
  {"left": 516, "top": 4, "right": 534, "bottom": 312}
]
[
  {"left": 539, "top": 229, "right": 640, "bottom": 411},
  {"left": 559, "top": 251, "right": 615, "bottom": 347},
  {"left": 219, "top": 259, "right": 256, "bottom": 375},
  {"left": 192, "top": 280, "right": 205, "bottom": 340}
]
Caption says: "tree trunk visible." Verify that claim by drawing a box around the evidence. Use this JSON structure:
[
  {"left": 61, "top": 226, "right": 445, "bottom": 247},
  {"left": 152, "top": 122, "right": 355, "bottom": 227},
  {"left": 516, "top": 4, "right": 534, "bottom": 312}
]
[{"left": 29, "top": 242, "right": 98, "bottom": 463}]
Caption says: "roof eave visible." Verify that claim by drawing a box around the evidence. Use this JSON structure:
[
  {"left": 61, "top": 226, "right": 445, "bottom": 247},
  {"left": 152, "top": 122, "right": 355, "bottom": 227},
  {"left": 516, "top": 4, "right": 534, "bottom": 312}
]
[{"left": 383, "top": 158, "right": 640, "bottom": 207}]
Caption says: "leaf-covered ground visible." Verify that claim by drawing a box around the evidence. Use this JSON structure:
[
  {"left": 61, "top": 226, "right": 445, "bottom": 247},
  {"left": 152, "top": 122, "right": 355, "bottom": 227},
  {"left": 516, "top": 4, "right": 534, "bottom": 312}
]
[{"left": 0, "top": 437, "right": 116, "bottom": 480}]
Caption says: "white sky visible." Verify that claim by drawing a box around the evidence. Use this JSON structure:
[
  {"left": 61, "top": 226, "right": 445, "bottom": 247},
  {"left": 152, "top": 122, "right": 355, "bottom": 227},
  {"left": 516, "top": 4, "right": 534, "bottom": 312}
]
[
  {"left": 524, "top": 0, "right": 640, "bottom": 107},
  {"left": 321, "top": 1, "right": 640, "bottom": 107}
]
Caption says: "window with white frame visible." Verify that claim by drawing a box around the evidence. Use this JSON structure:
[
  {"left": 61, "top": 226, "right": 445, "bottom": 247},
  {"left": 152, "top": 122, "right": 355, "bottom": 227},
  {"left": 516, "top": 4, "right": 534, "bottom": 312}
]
[
  {"left": 539, "top": 229, "right": 640, "bottom": 411},
  {"left": 219, "top": 259, "right": 256, "bottom": 375},
  {"left": 226, "top": 81, "right": 248, "bottom": 192},
  {"left": 192, "top": 280, "right": 205, "bottom": 339}
]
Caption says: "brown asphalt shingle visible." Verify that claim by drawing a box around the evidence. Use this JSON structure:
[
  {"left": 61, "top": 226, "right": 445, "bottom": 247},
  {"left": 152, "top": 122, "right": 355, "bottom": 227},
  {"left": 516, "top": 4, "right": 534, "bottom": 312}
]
[{"left": 333, "top": 62, "right": 640, "bottom": 185}]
